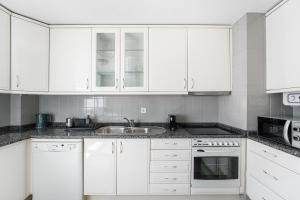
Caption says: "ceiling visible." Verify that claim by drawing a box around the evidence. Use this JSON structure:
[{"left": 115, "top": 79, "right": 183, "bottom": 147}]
[{"left": 0, "top": 0, "right": 281, "bottom": 25}]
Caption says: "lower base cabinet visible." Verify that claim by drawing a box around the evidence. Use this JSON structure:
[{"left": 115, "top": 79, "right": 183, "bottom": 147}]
[
  {"left": 0, "top": 140, "right": 29, "bottom": 200},
  {"left": 84, "top": 139, "right": 150, "bottom": 195}
]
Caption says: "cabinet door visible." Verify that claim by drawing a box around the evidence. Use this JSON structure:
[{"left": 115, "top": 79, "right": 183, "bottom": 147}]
[
  {"left": 11, "top": 16, "right": 49, "bottom": 92},
  {"left": 117, "top": 139, "right": 150, "bottom": 195},
  {"left": 120, "top": 28, "right": 148, "bottom": 92},
  {"left": 266, "top": 0, "right": 300, "bottom": 91},
  {"left": 0, "top": 9, "right": 10, "bottom": 91},
  {"left": 0, "top": 141, "right": 28, "bottom": 200},
  {"left": 188, "top": 28, "right": 231, "bottom": 92},
  {"left": 84, "top": 139, "right": 117, "bottom": 195},
  {"left": 92, "top": 28, "right": 120, "bottom": 92},
  {"left": 149, "top": 28, "right": 187, "bottom": 92},
  {"left": 50, "top": 28, "right": 92, "bottom": 92}
]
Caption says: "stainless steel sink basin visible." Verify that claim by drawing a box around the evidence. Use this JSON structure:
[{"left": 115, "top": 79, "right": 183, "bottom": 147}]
[{"left": 96, "top": 126, "right": 166, "bottom": 135}]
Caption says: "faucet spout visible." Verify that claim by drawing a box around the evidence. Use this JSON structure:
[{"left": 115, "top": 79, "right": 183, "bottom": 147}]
[{"left": 123, "top": 117, "right": 135, "bottom": 127}]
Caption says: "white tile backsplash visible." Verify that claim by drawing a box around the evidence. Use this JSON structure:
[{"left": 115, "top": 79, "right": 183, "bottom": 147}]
[{"left": 39, "top": 95, "right": 219, "bottom": 123}]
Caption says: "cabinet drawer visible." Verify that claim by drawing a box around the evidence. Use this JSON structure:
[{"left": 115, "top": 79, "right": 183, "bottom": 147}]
[
  {"left": 248, "top": 151, "right": 300, "bottom": 200},
  {"left": 151, "top": 139, "right": 191, "bottom": 150},
  {"left": 247, "top": 175, "right": 283, "bottom": 200},
  {"left": 151, "top": 150, "right": 191, "bottom": 161},
  {"left": 150, "top": 161, "right": 191, "bottom": 173},
  {"left": 248, "top": 140, "right": 300, "bottom": 174},
  {"left": 150, "top": 173, "right": 190, "bottom": 184},
  {"left": 150, "top": 184, "right": 190, "bottom": 195}
]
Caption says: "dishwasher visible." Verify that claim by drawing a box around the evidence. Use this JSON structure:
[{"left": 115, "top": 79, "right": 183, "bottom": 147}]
[{"left": 32, "top": 139, "right": 83, "bottom": 200}]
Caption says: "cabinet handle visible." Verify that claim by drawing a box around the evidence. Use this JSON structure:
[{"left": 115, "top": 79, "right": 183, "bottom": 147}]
[
  {"left": 86, "top": 79, "right": 89, "bottom": 90},
  {"left": 165, "top": 154, "right": 178, "bottom": 157},
  {"left": 262, "top": 197, "right": 266, "bottom": 200},
  {"left": 16, "top": 75, "right": 20, "bottom": 88},
  {"left": 122, "top": 78, "right": 125, "bottom": 88},
  {"left": 191, "top": 78, "right": 195, "bottom": 89},
  {"left": 184, "top": 78, "right": 187, "bottom": 89},
  {"left": 262, "top": 170, "right": 278, "bottom": 181},
  {"left": 120, "top": 141, "right": 123, "bottom": 154},
  {"left": 262, "top": 150, "right": 278, "bottom": 158},
  {"left": 115, "top": 78, "right": 119, "bottom": 89},
  {"left": 112, "top": 142, "right": 115, "bottom": 154}
]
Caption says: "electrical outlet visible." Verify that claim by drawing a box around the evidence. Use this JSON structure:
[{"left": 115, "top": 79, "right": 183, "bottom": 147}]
[{"left": 141, "top": 107, "right": 147, "bottom": 114}]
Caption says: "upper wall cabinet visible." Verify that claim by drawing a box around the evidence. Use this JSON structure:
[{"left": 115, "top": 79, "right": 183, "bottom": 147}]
[
  {"left": 11, "top": 16, "right": 49, "bottom": 92},
  {"left": 92, "top": 28, "right": 120, "bottom": 92},
  {"left": 50, "top": 28, "right": 92, "bottom": 92},
  {"left": 188, "top": 28, "right": 231, "bottom": 92},
  {"left": 0, "top": 9, "right": 10, "bottom": 91},
  {"left": 149, "top": 28, "right": 187, "bottom": 92},
  {"left": 92, "top": 28, "right": 148, "bottom": 92},
  {"left": 266, "top": 0, "right": 300, "bottom": 92},
  {"left": 120, "top": 28, "right": 148, "bottom": 92}
]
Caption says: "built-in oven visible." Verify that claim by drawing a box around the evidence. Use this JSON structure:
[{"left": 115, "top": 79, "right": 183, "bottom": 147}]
[{"left": 191, "top": 138, "right": 242, "bottom": 194}]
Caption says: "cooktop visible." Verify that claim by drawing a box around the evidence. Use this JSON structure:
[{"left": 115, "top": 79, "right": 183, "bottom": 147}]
[{"left": 186, "top": 128, "right": 235, "bottom": 135}]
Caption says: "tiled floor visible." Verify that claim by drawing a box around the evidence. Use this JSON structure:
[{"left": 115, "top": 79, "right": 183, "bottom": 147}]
[{"left": 87, "top": 195, "right": 248, "bottom": 200}]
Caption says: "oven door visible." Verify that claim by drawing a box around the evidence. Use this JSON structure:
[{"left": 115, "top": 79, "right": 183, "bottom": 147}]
[{"left": 191, "top": 147, "right": 241, "bottom": 193}]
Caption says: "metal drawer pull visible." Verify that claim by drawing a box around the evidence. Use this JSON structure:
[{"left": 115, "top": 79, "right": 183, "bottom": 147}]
[
  {"left": 86, "top": 78, "right": 89, "bottom": 89},
  {"left": 263, "top": 170, "right": 278, "bottom": 181},
  {"left": 263, "top": 150, "right": 278, "bottom": 158},
  {"left": 164, "top": 165, "right": 177, "bottom": 168},
  {"left": 165, "top": 154, "right": 178, "bottom": 157},
  {"left": 115, "top": 78, "right": 119, "bottom": 88},
  {"left": 120, "top": 141, "right": 123, "bottom": 154},
  {"left": 184, "top": 78, "right": 187, "bottom": 89}
]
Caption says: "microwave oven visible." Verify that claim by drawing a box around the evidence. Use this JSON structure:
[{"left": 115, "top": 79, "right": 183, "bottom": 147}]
[{"left": 258, "top": 116, "right": 300, "bottom": 149}]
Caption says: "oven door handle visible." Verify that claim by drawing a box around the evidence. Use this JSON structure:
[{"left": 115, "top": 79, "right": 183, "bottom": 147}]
[
  {"left": 283, "top": 120, "right": 291, "bottom": 145},
  {"left": 196, "top": 149, "right": 239, "bottom": 153}
]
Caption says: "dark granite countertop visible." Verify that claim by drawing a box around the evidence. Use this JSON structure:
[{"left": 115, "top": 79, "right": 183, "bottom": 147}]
[
  {"left": 248, "top": 132, "right": 300, "bottom": 158},
  {"left": 0, "top": 125, "right": 247, "bottom": 148}
]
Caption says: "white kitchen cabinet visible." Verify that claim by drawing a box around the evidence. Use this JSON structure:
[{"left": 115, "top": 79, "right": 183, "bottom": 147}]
[
  {"left": 149, "top": 28, "right": 187, "bottom": 92},
  {"left": 188, "top": 28, "right": 231, "bottom": 92},
  {"left": 247, "top": 140, "right": 300, "bottom": 200},
  {"left": 117, "top": 139, "right": 150, "bottom": 195},
  {"left": 11, "top": 16, "right": 49, "bottom": 92},
  {"left": 84, "top": 139, "right": 150, "bottom": 195},
  {"left": 266, "top": 0, "right": 300, "bottom": 92},
  {"left": 120, "top": 28, "right": 148, "bottom": 92},
  {"left": 92, "top": 28, "right": 121, "bottom": 92},
  {"left": 50, "top": 28, "right": 92, "bottom": 92},
  {"left": 0, "top": 9, "right": 10, "bottom": 91},
  {"left": 84, "top": 139, "right": 117, "bottom": 195},
  {"left": 0, "top": 140, "right": 28, "bottom": 200}
]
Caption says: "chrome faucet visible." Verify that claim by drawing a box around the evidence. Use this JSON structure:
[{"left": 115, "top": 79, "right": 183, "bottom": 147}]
[{"left": 124, "top": 117, "right": 135, "bottom": 127}]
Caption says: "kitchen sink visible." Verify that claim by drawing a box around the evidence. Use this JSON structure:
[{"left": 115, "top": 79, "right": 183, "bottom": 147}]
[{"left": 96, "top": 126, "right": 166, "bottom": 135}]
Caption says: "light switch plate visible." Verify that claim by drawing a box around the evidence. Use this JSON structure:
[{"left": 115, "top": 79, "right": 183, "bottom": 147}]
[{"left": 283, "top": 92, "right": 300, "bottom": 106}]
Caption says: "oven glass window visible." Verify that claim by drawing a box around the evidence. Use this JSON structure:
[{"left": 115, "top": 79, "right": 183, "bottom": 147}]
[{"left": 194, "top": 156, "right": 238, "bottom": 180}]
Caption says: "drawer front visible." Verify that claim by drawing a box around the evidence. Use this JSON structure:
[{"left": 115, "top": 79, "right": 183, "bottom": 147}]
[
  {"left": 151, "top": 139, "right": 191, "bottom": 150},
  {"left": 150, "top": 161, "right": 191, "bottom": 173},
  {"left": 248, "top": 140, "right": 300, "bottom": 174},
  {"left": 247, "top": 175, "right": 283, "bottom": 200},
  {"left": 150, "top": 173, "right": 190, "bottom": 184},
  {"left": 151, "top": 150, "right": 191, "bottom": 161},
  {"left": 248, "top": 151, "right": 300, "bottom": 200},
  {"left": 150, "top": 184, "right": 190, "bottom": 195}
]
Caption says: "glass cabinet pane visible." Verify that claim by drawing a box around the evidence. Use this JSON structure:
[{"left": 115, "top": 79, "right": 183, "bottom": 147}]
[
  {"left": 96, "top": 33, "right": 116, "bottom": 87},
  {"left": 124, "top": 33, "right": 144, "bottom": 88}
]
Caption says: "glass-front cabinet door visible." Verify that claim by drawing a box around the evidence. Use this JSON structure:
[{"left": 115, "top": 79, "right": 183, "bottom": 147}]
[
  {"left": 92, "top": 28, "right": 120, "bottom": 91},
  {"left": 120, "top": 28, "right": 148, "bottom": 92}
]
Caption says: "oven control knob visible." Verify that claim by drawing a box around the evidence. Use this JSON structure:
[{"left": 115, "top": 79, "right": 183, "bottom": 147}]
[
  {"left": 233, "top": 142, "right": 239, "bottom": 146},
  {"left": 229, "top": 142, "right": 233, "bottom": 146},
  {"left": 213, "top": 142, "right": 218, "bottom": 146},
  {"left": 223, "top": 142, "right": 228, "bottom": 146},
  {"left": 207, "top": 142, "right": 212, "bottom": 146},
  {"left": 218, "top": 142, "right": 223, "bottom": 146},
  {"left": 293, "top": 136, "right": 300, "bottom": 141}
]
